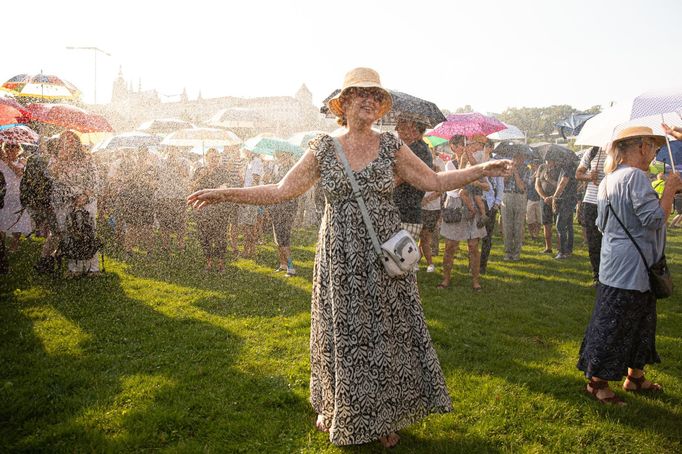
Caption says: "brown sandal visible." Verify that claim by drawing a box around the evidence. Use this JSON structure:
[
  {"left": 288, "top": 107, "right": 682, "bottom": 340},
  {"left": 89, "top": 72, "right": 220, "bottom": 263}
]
[
  {"left": 585, "top": 380, "right": 626, "bottom": 405},
  {"left": 623, "top": 375, "right": 663, "bottom": 393}
]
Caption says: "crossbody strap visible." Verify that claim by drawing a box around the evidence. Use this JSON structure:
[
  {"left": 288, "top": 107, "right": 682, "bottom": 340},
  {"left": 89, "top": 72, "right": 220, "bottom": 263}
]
[
  {"left": 332, "top": 138, "right": 383, "bottom": 257},
  {"left": 604, "top": 178, "right": 650, "bottom": 269}
]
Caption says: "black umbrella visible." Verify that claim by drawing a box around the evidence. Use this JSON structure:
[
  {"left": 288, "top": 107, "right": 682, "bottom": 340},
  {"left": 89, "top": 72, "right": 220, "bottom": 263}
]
[
  {"left": 530, "top": 143, "right": 579, "bottom": 163},
  {"left": 556, "top": 113, "right": 596, "bottom": 139},
  {"left": 493, "top": 141, "right": 540, "bottom": 161},
  {"left": 320, "top": 89, "right": 446, "bottom": 128}
]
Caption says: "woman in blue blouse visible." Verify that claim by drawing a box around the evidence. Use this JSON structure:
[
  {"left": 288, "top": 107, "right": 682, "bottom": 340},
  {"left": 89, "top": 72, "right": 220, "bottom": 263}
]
[{"left": 577, "top": 126, "right": 681, "bottom": 405}]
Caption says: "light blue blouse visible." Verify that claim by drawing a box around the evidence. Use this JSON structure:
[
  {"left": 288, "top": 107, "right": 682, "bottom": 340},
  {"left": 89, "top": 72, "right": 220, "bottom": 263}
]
[{"left": 596, "top": 165, "right": 666, "bottom": 292}]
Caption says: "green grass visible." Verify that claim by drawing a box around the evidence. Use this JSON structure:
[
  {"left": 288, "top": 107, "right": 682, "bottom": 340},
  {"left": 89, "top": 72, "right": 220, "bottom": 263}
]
[{"left": 2, "top": 226, "right": 682, "bottom": 453}]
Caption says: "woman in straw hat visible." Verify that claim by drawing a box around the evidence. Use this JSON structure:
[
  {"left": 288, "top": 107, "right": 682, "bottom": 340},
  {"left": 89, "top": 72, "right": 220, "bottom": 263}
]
[
  {"left": 577, "top": 126, "right": 681, "bottom": 405},
  {"left": 188, "top": 67, "right": 511, "bottom": 447}
]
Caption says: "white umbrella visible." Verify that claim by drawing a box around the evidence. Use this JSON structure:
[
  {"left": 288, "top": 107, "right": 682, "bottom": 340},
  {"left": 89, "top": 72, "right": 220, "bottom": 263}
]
[
  {"left": 137, "top": 118, "right": 195, "bottom": 135},
  {"left": 161, "top": 127, "right": 242, "bottom": 150},
  {"left": 487, "top": 122, "right": 525, "bottom": 141}
]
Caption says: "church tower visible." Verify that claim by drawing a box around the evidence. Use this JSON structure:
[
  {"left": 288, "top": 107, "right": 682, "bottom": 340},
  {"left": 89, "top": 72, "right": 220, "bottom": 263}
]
[{"left": 111, "top": 66, "right": 128, "bottom": 104}]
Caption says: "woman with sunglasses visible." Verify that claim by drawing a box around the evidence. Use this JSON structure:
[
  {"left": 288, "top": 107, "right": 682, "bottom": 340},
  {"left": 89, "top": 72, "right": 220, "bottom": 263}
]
[{"left": 189, "top": 68, "right": 512, "bottom": 448}]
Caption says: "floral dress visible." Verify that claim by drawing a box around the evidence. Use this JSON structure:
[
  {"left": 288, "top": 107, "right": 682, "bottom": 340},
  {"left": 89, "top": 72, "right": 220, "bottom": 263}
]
[{"left": 309, "top": 133, "right": 452, "bottom": 446}]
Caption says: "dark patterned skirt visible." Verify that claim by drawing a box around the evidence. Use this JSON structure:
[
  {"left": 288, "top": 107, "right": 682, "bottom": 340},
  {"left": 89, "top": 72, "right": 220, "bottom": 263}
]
[{"left": 577, "top": 283, "right": 660, "bottom": 381}]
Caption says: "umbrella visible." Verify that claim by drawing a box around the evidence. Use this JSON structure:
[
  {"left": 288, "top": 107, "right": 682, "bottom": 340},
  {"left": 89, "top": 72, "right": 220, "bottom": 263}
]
[
  {"left": 493, "top": 141, "right": 539, "bottom": 160},
  {"left": 94, "top": 131, "right": 162, "bottom": 152},
  {"left": 556, "top": 113, "right": 596, "bottom": 139},
  {"left": 0, "top": 124, "right": 39, "bottom": 145},
  {"left": 320, "top": 89, "right": 445, "bottom": 128},
  {"left": 161, "top": 127, "right": 242, "bottom": 149},
  {"left": 530, "top": 143, "right": 579, "bottom": 163},
  {"left": 287, "top": 130, "right": 325, "bottom": 149},
  {"left": 487, "top": 122, "right": 526, "bottom": 141},
  {"left": 428, "top": 113, "right": 506, "bottom": 139},
  {"left": 242, "top": 135, "right": 303, "bottom": 157},
  {"left": 656, "top": 140, "right": 682, "bottom": 168},
  {"left": 137, "top": 118, "right": 195, "bottom": 135},
  {"left": 423, "top": 135, "right": 448, "bottom": 148},
  {"left": 2, "top": 73, "right": 81, "bottom": 101},
  {"left": 0, "top": 92, "right": 31, "bottom": 126},
  {"left": 630, "top": 88, "right": 682, "bottom": 119},
  {"left": 26, "top": 103, "right": 113, "bottom": 133},
  {"left": 207, "top": 108, "right": 260, "bottom": 129}
]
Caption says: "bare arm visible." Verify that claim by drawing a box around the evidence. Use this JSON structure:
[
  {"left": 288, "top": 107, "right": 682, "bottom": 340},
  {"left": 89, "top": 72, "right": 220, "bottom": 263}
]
[
  {"left": 394, "top": 144, "right": 512, "bottom": 193},
  {"left": 187, "top": 149, "right": 320, "bottom": 209}
]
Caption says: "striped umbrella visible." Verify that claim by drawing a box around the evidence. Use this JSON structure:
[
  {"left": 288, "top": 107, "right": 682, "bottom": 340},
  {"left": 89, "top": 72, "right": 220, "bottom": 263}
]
[{"left": 2, "top": 73, "right": 81, "bottom": 101}]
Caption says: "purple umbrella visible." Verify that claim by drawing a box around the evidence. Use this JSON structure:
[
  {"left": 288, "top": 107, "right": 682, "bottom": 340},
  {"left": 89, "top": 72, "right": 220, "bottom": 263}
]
[{"left": 429, "top": 113, "right": 506, "bottom": 139}]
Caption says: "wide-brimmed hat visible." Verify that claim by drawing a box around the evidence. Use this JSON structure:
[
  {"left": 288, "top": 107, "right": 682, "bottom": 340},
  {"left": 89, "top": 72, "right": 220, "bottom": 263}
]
[
  {"left": 326, "top": 67, "right": 392, "bottom": 119},
  {"left": 612, "top": 126, "right": 666, "bottom": 148}
]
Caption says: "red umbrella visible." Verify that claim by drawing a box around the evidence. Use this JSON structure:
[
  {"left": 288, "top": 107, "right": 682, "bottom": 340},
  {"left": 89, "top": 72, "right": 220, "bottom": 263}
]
[
  {"left": 26, "top": 103, "right": 113, "bottom": 133},
  {"left": 0, "top": 92, "right": 31, "bottom": 126},
  {"left": 429, "top": 113, "right": 506, "bottom": 139},
  {"left": 0, "top": 125, "right": 39, "bottom": 145}
]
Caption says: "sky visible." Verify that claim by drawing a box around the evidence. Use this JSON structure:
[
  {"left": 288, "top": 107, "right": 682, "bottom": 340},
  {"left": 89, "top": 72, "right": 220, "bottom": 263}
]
[{"left": 4, "top": 0, "right": 682, "bottom": 114}]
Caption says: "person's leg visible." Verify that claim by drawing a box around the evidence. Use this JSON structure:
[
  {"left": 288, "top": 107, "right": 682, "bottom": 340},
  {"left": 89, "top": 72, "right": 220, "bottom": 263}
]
[
  {"left": 419, "top": 229, "right": 433, "bottom": 266},
  {"left": 623, "top": 367, "right": 662, "bottom": 391},
  {"left": 480, "top": 206, "right": 496, "bottom": 272},
  {"left": 582, "top": 203, "right": 602, "bottom": 281},
  {"left": 501, "top": 194, "right": 513, "bottom": 257},
  {"left": 511, "top": 194, "right": 526, "bottom": 259},
  {"left": 468, "top": 238, "right": 481, "bottom": 290},
  {"left": 439, "top": 239, "right": 458, "bottom": 288},
  {"left": 556, "top": 202, "right": 571, "bottom": 256}
]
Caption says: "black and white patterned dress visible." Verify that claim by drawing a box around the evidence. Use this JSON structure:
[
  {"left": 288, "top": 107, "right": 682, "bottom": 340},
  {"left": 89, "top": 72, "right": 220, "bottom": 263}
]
[{"left": 309, "top": 133, "right": 452, "bottom": 446}]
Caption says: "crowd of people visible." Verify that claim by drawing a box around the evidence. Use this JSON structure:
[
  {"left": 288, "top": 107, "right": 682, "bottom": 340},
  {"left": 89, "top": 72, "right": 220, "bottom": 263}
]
[{"left": 3, "top": 66, "right": 682, "bottom": 448}]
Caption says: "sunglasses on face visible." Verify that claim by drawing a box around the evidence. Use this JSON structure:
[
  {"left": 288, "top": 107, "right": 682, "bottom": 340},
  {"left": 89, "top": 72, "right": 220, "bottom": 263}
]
[{"left": 346, "top": 87, "right": 386, "bottom": 103}]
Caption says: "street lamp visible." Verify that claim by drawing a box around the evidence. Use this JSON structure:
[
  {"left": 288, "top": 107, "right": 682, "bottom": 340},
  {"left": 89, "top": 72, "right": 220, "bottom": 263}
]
[{"left": 65, "top": 46, "right": 111, "bottom": 104}]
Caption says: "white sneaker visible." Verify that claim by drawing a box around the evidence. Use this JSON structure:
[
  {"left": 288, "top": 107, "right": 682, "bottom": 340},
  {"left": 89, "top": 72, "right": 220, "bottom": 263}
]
[
  {"left": 286, "top": 267, "right": 297, "bottom": 276},
  {"left": 426, "top": 264, "right": 436, "bottom": 273}
]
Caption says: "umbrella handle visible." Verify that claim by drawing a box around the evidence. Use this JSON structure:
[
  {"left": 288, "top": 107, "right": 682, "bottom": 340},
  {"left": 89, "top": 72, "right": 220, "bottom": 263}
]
[{"left": 662, "top": 114, "right": 677, "bottom": 173}]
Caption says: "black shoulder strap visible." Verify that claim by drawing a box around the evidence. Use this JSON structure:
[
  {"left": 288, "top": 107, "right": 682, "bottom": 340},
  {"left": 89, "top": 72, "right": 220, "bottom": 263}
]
[{"left": 604, "top": 179, "right": 650, "bottom": 269}]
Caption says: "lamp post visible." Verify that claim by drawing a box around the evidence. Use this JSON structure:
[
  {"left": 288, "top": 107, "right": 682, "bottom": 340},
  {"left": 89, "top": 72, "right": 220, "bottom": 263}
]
[{"left": 65, "top": 46, "right": 111, "bottom": 104}]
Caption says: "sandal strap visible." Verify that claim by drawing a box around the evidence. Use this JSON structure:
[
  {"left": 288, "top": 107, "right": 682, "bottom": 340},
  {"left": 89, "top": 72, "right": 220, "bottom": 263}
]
[
  {"left": 626, "top": 375, "right": 645, "bottom": 388},
  {"left": 588, "top": 379, "right": 609, "bottom": 390}
]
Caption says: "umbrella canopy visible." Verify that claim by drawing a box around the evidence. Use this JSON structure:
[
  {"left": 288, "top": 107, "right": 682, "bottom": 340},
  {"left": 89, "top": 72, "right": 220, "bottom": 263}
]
[
  {"left": 493, "top": 141, "right": 539, "bottom": 160},
  {"left": 287, "top": 130, "right": 325, "bottom": 149},
  {"left": 94, "top": 131, "right": 162, "bottom": 152},
  {"left": 320, "top": 89, "right": 445, "bottom": 128},
  {"left": 161, "top": 127, "right": 242, "bottom": 148},
  {"left": 630, "top": 88, "right": 682, "bottom": 119},
  {"left": 530, "top": 143, "right": 579, "bottom": 163},
  {"left": 26, "top": 103, "right": 113, "bottom": 133},
  {"left": 2, "top": 73, "right": 81, "bottom": 101},
  {"left": 0, "top": 92, "right": 31, "bottom": 126},
  {"left": 487, "top": 122, "right": 525, "bottom": 141},
  {"left": 429, "top": 113, "right": 506, "bottom": 139},
  {"left": 556, "top": 113, "right": 596, "bottom": 139},
  {"left": 423, "top": 135, "right": 448, "bottom": 148},
  {"left": 0, "top": 124, "right": 39, "bottom": 145},
  {"left": 242, "top": 136, "right": 303, "bottom": 157},
  {"left": 137, "top": 118, "right": 195, "bottom": 135},
  {"left": 656, "top": 140, "right": 682, "bottom": 167},
  {"left": 207, "top": 108, "right": 260, "bottom": 129}
]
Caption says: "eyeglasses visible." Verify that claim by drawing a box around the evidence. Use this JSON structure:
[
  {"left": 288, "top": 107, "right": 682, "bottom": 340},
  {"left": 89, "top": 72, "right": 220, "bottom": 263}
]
[{"left": 346, "top": 87, "right": 386, "bottom": 103}]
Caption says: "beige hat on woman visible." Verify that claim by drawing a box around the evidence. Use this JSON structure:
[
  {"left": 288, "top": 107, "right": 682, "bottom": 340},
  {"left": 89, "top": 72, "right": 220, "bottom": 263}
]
[
  {"left": 612, "top": 126, "right": 666, "bottom": 148},
  {"left": 327, "top": 67, "right": 393, "bottom": 118}
]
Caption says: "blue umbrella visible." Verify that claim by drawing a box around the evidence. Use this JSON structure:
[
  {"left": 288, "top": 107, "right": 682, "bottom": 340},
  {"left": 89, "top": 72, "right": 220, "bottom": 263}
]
[
  {"left": 656, "top": 140, "right": 682, "bottom": 171},
  {"left": 556, "top": 113, "right": 596, "bottom": 139}
]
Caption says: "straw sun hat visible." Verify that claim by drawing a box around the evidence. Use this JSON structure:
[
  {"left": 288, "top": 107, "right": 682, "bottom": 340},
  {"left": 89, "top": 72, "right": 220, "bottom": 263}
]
[
  {"left": 612, "top": 126, "right": 666, "bottom": 148},
  {"left": 326, "top": 67, "right": 392, "bottom": 118}
]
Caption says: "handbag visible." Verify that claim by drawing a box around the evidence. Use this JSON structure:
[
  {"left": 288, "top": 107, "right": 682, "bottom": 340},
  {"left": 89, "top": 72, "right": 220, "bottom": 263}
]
[
  {"left": 442, "top": 196, "right": 463, "bottom": 223},
  {"left": 332, "top": 138, "right": 420, "bottom": 278},
  {"left": 605, "top": 185, "right": 673, "bottom": 299}
]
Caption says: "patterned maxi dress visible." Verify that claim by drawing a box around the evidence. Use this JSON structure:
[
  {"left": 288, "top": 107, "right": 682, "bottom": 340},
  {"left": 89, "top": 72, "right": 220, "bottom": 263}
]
[{"left": 309, "top": 133, "right": 452, "bottom": 446}]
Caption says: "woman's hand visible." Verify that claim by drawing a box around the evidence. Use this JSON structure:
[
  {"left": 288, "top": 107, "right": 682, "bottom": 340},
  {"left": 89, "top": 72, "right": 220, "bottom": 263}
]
[
  {"left": 481, "top": 159, "right": 513, "bottom": 177},
  {"left": 662, "top": 123, "right": 682, "bottom": 141},
  {"left": 187, "top": 188, "right": 226, "bottom": 210}
]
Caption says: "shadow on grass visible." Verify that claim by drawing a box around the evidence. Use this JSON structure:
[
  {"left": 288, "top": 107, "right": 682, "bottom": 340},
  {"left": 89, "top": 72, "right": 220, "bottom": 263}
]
[{"left": 0, "top": 245, "right": 317, "bottom": 452}]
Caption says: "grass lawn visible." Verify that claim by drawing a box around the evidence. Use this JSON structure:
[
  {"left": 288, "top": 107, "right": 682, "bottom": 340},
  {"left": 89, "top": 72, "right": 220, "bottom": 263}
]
[{"left": 1, "top": 225, "right": 682, "bottom": 453}]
